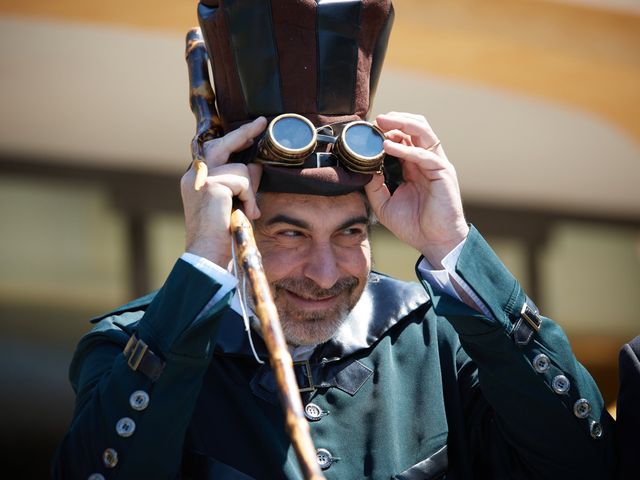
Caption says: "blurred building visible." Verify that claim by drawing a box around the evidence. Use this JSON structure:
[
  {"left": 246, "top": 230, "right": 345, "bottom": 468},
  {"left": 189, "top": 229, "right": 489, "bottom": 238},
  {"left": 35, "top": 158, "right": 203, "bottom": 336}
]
[{"left": 0, "top": 0, "right": 638, "bottom": 476}]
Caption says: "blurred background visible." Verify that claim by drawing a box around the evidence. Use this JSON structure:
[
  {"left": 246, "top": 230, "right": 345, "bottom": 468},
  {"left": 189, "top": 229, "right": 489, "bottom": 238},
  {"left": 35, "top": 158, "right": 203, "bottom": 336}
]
[{"left": 0, "top": 0, "right": 638, "bottom": 476}]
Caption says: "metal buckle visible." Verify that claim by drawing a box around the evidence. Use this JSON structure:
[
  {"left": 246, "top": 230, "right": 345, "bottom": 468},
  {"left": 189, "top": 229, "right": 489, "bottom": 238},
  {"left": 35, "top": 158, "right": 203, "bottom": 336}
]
[
  {"left": 520, "top": 303, "right": 541, "bottom": 332},
  {"left": 123, "top": 334, "right": 149, "bottom": 372},
  {"left": 293, "top": 360, "right": 316, "bottom": 393}
]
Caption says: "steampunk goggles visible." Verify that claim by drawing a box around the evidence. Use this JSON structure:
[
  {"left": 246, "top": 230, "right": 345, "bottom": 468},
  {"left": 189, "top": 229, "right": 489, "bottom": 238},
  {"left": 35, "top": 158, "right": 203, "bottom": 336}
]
[{"left": 256, "top": 114, "right": 387, "bottom": 174}]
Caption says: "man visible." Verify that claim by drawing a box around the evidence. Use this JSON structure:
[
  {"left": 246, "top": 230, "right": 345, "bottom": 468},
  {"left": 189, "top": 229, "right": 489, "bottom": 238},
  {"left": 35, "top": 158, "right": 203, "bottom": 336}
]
[
  {"left": 53, "top": 1, "right": 615, "bottom": 478},
  {"left": 617, "top": 335, "right": 640, "bottom": 479}
]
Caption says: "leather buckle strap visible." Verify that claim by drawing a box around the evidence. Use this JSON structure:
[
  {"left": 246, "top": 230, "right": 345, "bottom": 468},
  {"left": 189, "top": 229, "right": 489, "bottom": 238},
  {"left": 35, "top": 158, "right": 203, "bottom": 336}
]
[
  {"left": 512, "top": 297, "right": 542, "bottom": 347},
  {"left": 123, "top": 334, "right": 165, "bottom": 382},
  {"left": 293, "top": 360, "right": 316, "bottom": 393},
  {"left": 520, "top": 301, "right": 541, "bottom": 332}
]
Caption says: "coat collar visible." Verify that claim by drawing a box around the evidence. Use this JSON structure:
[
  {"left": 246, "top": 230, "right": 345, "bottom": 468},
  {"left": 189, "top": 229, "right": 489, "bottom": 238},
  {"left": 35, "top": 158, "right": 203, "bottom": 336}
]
[{"left": 213, "top": 271, "right": 429, "bottom": 362}]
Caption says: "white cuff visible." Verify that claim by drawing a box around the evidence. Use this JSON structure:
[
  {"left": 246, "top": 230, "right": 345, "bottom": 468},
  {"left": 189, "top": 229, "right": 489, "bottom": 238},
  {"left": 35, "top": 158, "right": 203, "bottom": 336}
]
[
  {"left": 180, "top": 253, "right": 238, "bottom": 318},
  {"left": 417, "top": 239, "right": 493, "bottom": 318},
  {"left": 417, "top": 240, "right": 465, "bottom": 302}
]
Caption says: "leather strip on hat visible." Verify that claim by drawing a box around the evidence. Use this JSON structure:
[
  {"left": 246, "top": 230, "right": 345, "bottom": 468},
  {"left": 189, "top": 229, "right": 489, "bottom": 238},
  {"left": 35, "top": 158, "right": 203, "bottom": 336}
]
[
  {"left": 317, "top": 0, "right": 361, "bottom": 114},
  {"left": 224, "top": 0, "right": 283, "bottom": 115}
]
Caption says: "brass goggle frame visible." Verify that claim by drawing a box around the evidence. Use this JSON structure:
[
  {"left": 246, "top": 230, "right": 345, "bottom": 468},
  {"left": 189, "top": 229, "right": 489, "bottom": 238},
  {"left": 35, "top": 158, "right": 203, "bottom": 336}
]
[{"left": 257, "top": 113, "right": 386, "bottom": 174}]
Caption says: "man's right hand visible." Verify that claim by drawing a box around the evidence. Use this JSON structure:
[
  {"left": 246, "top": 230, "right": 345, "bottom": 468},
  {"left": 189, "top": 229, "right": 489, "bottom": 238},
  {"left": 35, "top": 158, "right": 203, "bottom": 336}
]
[{"left": 180, "top": 117, "right": 268, "bottom": 267}]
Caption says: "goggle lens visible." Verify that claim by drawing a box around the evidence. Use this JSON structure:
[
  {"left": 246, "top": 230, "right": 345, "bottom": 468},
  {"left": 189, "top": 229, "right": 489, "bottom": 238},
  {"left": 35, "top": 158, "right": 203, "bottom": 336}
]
[
  {"left": 344, "top": 123, "right": 384, "bottom": 158},
  {"left": 272, "top": 116, "right": 315, "bottom": 151}
]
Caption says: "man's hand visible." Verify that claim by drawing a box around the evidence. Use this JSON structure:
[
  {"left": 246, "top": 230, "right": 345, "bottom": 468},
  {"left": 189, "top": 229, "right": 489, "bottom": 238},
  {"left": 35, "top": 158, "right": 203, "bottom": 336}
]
[
  {"left": 181, "top": 117, "right": 268, "bottom": 267},
  {"left": 365, "top": 112, "right": 469, "bottom": 268}
]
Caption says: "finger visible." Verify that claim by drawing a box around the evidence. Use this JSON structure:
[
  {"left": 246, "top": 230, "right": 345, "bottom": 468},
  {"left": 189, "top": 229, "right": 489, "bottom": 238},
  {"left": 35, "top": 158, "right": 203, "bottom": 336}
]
[
  {"left": 203, "top": 163, "right": 261, "bottom": 217},
  {"left": 180, "top": 164, "right": 198, "bottom": 196},
  {"left": 383, "top": 140, "right": 448, "bottom": 171},
  {"left": 247, "top": 163, "right": 263, "bottom": 193},
  {"left": 384, "top": 129, "right": 413, "bottom": 146},
  {"left": 376, "top": 113, "right": 438, "bottom": 150},
  {"left": 384, "top": 111, "right": 428, "bottom": 123},
  {"left": 247, "top": 163, "right": 263, "bottom": 218},
  {"left": 205, "top": 173, "right": 260, "bottom": 218},
  {"left": 193, "top": 159, "right": 208, "bottom": 191},
  {"left": 204, "top": 116, "right": 268, "bottom": 167},
  {"left": 364, "top": 174, "right": 391, "bottom": 219}
]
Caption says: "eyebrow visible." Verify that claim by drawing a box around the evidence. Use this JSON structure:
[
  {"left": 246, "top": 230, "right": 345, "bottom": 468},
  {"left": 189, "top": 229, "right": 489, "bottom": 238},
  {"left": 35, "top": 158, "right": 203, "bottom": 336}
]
[{"left": 265, "top": 214, "right": 369, "bottom": 231}]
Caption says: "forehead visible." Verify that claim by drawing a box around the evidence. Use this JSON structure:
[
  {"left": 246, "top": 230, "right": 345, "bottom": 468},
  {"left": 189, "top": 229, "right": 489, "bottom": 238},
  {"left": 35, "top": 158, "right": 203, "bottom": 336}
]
[{"left": 257, "top": 192, "right": 368, "bottom": 227}]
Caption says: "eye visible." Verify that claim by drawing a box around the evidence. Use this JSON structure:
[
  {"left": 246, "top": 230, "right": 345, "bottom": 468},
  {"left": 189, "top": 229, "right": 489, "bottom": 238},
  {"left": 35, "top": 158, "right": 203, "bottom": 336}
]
[
  {"left": 277, "top": 229, "right": 304, "bottom": 238},
  {"left": 340, "top": 227, "right": 365, "bottom": 236}
]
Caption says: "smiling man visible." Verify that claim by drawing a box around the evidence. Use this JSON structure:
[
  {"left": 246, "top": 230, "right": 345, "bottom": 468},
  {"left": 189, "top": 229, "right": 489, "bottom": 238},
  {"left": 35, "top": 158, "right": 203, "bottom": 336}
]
[
  {"left": 53, "top": 1, "right": 616, "bottom": 479},
  {"left": 254, "top": 192, "right": 370, "bottom": 346}
]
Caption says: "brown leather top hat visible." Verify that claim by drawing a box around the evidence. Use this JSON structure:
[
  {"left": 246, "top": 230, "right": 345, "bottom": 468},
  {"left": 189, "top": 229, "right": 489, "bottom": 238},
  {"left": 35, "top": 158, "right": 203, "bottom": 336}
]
[{"left": 198, "top": 0, "right": 395, "bottom": 195}]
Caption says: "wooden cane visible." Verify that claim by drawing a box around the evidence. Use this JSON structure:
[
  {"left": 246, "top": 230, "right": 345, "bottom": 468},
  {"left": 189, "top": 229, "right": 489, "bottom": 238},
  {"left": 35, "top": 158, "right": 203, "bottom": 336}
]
[
  {"left": 185, "top": 28, "right": 326, "bottom": 480},
  {"left": 185, "top": 27, "right": 221, "bottom": 191}
]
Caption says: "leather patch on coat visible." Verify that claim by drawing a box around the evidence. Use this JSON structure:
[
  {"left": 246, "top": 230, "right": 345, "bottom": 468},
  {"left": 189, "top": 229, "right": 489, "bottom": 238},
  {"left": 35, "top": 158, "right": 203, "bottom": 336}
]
[
  {"left": 393, "top": 445, "right": 448, "bottom": 480},
  {"left": 251, "top": 358, "right": 373, "bottom": 405}
]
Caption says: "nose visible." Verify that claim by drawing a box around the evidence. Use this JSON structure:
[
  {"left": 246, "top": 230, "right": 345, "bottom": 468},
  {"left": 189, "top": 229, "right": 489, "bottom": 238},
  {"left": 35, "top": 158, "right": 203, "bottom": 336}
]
[{"left": 302, "top": 241, "right": 340, "bottom": 290}]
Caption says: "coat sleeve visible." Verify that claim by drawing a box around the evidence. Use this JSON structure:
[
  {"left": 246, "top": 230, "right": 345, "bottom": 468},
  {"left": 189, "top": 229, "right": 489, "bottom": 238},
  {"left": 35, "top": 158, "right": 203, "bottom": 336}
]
[
  {"left": 419, "top": 226, "right": 616, "bottom": 479},
  {"left": 52, "top": 258, "right": 234, "bottom": 479}
]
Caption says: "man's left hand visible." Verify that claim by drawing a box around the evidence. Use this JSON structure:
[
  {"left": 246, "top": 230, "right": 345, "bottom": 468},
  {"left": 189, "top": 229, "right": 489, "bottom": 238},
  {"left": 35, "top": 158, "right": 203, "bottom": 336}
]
[{"left": 365, "top": 112, "right": 469, "bottom": 267}]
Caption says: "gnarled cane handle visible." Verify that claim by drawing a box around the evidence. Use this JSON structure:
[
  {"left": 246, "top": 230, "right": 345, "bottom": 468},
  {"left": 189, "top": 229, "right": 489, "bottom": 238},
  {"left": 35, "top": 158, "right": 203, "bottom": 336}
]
[
  {"left": 185, "top": 28, "right": 326, "bottom": 480},
  {"left": 185, "top": 27, "right": 221, "bottom": 190}
]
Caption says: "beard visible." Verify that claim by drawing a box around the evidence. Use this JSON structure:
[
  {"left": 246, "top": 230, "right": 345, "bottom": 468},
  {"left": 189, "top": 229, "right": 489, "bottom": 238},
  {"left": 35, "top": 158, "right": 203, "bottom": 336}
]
[{"left": 270, "top": 276, "right": 363, "bottom": 347}]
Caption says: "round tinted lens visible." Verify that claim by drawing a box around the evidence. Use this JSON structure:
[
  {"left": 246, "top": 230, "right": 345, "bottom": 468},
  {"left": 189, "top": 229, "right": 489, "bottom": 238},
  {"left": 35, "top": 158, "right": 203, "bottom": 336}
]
[
  {"left": 344, "top": 124, "right": 384, "bottom": 158},
  {"left": 272, "top": 117, "right": 314, "bottom": 150}
]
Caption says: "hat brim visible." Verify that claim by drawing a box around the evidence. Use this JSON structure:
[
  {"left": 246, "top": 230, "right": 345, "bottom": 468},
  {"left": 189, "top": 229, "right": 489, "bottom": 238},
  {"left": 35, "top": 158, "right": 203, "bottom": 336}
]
[{"left": 258, "top": 164, "right": 372, "bottom": 196}]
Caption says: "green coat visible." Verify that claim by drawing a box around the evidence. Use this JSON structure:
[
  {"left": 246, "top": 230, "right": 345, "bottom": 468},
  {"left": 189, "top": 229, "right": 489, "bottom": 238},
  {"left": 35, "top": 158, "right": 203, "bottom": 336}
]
[{"left": 52, "top": 227, "right": 615, "bottom": 479}]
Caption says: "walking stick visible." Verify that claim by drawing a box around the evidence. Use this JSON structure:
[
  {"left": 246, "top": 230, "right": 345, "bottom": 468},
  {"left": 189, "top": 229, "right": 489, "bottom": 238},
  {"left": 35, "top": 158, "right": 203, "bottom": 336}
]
[{"left": 185, "top": 28, "right": 326, "bottom": 480}]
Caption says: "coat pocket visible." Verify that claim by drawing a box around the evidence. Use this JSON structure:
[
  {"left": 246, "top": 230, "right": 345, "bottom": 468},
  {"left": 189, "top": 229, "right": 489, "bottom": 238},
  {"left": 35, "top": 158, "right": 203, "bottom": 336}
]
[
  {"left": 392, "top": 445, "right": 448, "bottom": 480},
  {"left": 181, "top": 450, "right": 256, "bottom": 479}
]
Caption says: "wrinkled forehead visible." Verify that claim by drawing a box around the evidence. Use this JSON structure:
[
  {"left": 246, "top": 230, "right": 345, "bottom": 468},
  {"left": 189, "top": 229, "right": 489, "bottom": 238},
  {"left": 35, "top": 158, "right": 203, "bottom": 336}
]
[{"left": 256, "top": 191, "right": 369, "bottom": 229}]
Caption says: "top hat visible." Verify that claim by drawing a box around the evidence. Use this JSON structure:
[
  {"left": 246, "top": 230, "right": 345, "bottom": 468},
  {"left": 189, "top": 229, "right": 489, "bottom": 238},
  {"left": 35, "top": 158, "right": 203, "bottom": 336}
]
[{"left": 197, "top": 0, "right": 395, "bottom": 195}]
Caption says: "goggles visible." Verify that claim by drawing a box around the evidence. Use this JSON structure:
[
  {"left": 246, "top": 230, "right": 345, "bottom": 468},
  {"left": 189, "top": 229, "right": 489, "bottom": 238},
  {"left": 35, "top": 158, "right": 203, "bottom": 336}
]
[{"left": 256, "top": 113, "right": 387, "bottom": 174}]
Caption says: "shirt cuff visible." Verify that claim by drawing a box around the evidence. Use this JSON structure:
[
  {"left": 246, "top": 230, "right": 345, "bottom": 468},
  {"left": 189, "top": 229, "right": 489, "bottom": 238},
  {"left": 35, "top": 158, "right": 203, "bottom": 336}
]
[
  {"left": 417, "top": 240, "right": 465, "bottom": 301},
  {"left": 417, "top": 239, "right": 493, "bottom": 318},
  {"left": 180, "top": 253, "right": 238, "bottom": 318}
]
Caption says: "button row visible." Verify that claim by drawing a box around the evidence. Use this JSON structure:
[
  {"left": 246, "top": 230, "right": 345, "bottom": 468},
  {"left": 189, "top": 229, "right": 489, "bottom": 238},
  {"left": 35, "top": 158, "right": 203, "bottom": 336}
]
[
  {"left": 531, "top": 353, "right": 602, "bottom": 439},
  {"left": 90, "top": 390, "right": 151, "bottom": 477}
]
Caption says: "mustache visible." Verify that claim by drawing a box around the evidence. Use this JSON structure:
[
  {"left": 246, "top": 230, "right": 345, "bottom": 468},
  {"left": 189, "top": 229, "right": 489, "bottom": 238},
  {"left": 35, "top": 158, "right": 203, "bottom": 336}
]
[{"left": 273, "top": 277, "right": 359, "bottom": 300}]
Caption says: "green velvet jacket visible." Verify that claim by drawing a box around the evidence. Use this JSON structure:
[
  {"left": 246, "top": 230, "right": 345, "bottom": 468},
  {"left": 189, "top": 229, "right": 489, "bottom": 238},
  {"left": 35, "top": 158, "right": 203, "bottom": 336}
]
[{"left": 52, "top": 227, "right": 615, "bottom": 479}]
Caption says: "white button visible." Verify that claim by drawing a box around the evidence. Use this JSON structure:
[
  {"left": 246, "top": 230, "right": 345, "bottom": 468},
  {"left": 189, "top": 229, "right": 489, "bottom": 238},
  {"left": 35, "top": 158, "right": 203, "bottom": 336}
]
[
  {"left": 316, "top": 448, "right": 333, "bottom": 469},
  {"left": 573, "top": 398, "right": 591, "bottom": 419},
  {"left": 102, "top": 448, "right": 118, "bottom": 468},
  {"left": 304, "top": 403, "right": 325, "bottom": 421},
  {"left": 129, "top": 390, "right": 150, "bottom": 411},
  {"left": 532, "top": 354, "right": 550, "bottom": 373},
  {"left": 88, "top": 474, "right": 105, "bottom": 480},
  {"left": 551, "top": 374, "right": 570, "bottom": 394},
  {"left": 590, "top": 420, "right": 603, "bottom": 439},
  {"left": 116, "top": 417, "right": 136, "bottom": 438}
]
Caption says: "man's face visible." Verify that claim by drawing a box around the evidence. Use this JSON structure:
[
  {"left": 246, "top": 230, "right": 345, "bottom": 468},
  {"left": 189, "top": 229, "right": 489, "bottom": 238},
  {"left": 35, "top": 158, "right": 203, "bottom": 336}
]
[{"left": 253, "top": 191, "right": 372, "bottom": 346}]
